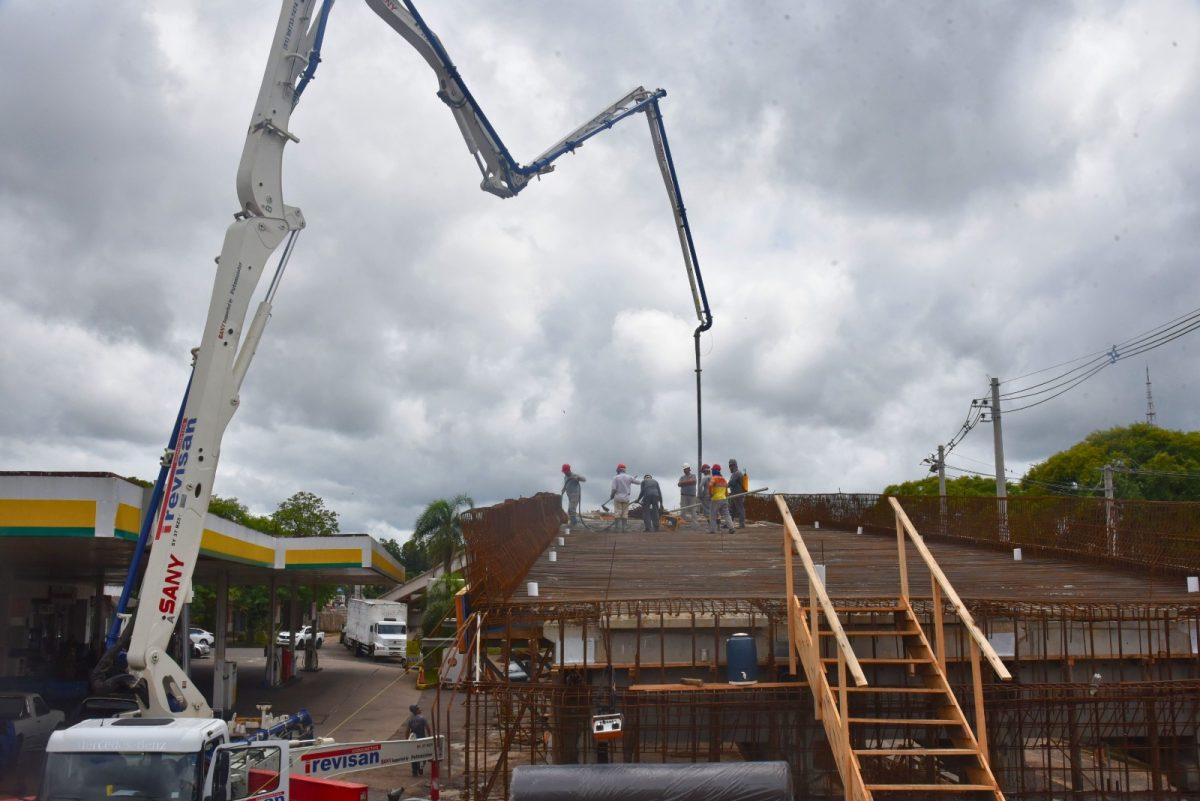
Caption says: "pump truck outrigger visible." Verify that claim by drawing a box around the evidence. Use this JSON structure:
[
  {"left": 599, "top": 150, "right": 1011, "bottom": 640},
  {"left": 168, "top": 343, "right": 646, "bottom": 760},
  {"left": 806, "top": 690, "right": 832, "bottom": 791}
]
[{"left": 46, "top": 1, "right": 710, "bottom": 799}]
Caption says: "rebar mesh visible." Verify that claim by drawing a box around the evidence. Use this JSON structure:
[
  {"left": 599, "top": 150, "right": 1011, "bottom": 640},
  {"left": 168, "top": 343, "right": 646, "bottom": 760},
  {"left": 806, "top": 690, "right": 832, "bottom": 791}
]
[{"left": 747, "top": 494, "right": 1200, "bottom": 574}]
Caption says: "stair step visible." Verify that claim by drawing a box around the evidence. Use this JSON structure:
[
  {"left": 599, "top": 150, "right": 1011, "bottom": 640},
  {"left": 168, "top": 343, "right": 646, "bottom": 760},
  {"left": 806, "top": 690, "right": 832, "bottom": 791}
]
[
  {"left": 821, "top": 657, "right": 932, "bottom": 665},
  {"left": 832, "top": 605, "right": 906, "bottom": 613},
  {"left": 863, "top": 784, "right": 996, "bottom": 792},
  {"left": 819, "top": 628, "right": 920, "bottom": 637},
  {"left": 845, "top": 687, "right": 943, "bottom": 694},
  {"left": 854, "top": 748, "right": 978, "bottom": 757},
  {"left": 847, "top": 717, "right": 963, "bottom": 726}
]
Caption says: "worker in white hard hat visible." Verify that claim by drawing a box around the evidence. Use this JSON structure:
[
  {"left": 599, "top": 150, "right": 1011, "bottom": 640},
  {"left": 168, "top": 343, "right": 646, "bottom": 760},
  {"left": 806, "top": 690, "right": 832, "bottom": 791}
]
[{"left": 677, "top": 463, "right": 697, "bottom": 524}]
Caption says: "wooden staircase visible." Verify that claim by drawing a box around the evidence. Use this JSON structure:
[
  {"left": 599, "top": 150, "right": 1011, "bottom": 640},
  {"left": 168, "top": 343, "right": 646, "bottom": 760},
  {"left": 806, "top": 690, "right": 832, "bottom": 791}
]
[{"left": 779, "top": 497, "right": 1010, "bottom": 800}]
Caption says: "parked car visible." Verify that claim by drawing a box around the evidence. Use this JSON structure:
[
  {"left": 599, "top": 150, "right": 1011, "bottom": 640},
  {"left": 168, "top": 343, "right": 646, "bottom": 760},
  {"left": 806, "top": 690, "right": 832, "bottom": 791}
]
[
  {"left": 0, "top": 692, "right": 65, "bottom": 751},
  {"left": 189, "top": 627, "right": 214, "bottom": 648},
  {"left": 191, "top": 640, "right": 211, "bottom": 659},
  {"left": 276, "top": 625, "right": 325, "bottom": 649},
  {"left": 67, "top": 696, "right": 139, "bottom": 726}
]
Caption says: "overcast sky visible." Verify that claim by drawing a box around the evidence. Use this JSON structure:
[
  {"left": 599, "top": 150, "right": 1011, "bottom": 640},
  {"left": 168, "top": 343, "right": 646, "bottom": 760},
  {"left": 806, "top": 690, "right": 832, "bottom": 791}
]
[{"left": 3, "top": 1, "right": 1199, "bottom": 542}]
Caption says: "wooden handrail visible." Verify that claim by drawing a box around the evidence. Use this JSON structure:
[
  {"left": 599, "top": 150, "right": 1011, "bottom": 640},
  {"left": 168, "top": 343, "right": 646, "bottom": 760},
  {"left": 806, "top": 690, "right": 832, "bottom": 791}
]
[
  {"left": 888, "top": 497, "right": 1012, "bottom": 681},
  {"left": 776, "top": 495, "right": 868, "bottom": 687}
]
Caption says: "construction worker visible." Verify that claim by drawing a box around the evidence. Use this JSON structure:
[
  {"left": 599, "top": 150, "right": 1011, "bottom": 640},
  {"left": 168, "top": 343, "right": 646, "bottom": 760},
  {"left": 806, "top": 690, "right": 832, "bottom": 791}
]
[
  {"left": 707, "top": 464, "right": 735, "bottom": 534},
  {"left": 561, "top": 463, "right": 586, "bottom": 525},
  {"left": 728, "top": 458, "right": 748, "bottom": 529},
  {"left": 677, "top": 464, "right": 697, "bottom": 523},
  {"left": 609, "top": 464, "right": 639, "bottom": 532},
  {"left": 636, "top": 474, "right": 664, "bottom": 532},
  {"left": 698, "top": 464, "right": 713, "bottom": 525}
]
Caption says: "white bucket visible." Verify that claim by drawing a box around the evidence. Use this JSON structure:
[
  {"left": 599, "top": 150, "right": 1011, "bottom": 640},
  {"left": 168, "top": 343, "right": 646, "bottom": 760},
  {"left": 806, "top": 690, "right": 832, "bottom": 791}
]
[
  {"left": 1013, "top": 548, "right": 1023, "bottom": 561},
  {"left": 527, "top": 582, "right": 539, "bottom": 597},
  {"left": 549, "top": 550, "right": 557, "bottom": 562},
  {"left": 1188, "top": 577, "right": 1199, "bottom": 593},
  {"left": 814, "top": 521, "right": 820, "bottom": 529},
  {"left": 557, "top": 536, "right": 565, "bottom": 546}
]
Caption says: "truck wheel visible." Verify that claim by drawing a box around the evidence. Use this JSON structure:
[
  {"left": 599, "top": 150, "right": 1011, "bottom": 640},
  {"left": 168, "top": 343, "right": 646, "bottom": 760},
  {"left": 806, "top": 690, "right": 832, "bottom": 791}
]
[
  {"left": 355, "top": 643, "right": 365, "bottom": 657},
  {"left": 316, "top": 638, "right": 323, "bottom": 650},
  {"left": 369, "top": 644, "right": 376, "bottom": 658}
]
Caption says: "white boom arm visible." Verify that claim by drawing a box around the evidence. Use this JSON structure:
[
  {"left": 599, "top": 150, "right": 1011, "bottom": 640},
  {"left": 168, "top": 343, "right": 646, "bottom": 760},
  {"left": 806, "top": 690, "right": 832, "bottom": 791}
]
[
  {"left": 123, "top": 0, "right": 710, "bottom": 720},
  {"left": 125, "top": 0, "right": 325, "bottom": 717}
]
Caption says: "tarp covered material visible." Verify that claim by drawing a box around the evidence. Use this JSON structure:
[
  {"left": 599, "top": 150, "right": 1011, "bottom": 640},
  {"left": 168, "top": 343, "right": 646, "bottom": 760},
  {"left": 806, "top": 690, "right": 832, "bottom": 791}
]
[{"left": 511, "top": 762, "right": 793, "bottom": 801}]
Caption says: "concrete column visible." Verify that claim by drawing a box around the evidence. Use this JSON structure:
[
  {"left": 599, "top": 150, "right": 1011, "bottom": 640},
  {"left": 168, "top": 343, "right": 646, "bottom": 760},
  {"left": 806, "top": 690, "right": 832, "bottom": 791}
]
[{"left": 266, "top": 573, "right": 279, "bottom": 687}]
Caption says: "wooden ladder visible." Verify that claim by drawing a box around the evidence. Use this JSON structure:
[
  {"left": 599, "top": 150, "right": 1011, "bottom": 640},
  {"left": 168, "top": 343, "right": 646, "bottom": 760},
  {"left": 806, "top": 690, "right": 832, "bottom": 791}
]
[
  {"left": 778, "top": 496, "right": 1011, "bottom": 801},
  {"left": 819, "top": 605, "right": 1004, "bottom": 799}
]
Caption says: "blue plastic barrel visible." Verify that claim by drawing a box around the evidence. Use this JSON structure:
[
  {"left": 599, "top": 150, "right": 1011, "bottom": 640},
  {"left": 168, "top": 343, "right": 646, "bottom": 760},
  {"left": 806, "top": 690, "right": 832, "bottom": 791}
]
[{"left": 726, "top": 633, "right": 758, "bottom": 685}]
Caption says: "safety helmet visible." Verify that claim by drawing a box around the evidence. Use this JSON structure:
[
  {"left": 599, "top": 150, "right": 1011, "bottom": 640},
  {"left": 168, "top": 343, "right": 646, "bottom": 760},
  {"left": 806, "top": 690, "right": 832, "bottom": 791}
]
[
  {"left": 682, "top": 463, "right": 691, "bottom": 470},
  {"left": 701, "top": 463, "right": 711, "bottom": 471},
  {"left": 562, "top": 463, "right": 571, "bottom": 473},
  {"left": 617, "top": 463, "right": 626, "bottom": 471},
  {"left": 712, "top": 464, "right": 723, "bottom": 474}
]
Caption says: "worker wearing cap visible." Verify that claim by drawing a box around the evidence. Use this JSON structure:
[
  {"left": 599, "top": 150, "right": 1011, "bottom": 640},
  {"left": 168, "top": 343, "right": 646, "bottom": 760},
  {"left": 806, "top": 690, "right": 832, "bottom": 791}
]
[
  {"left": 698, "top": 464, "right": 713, "bottom": 525},
  {"left": 707, "top": 464, "right": 735, "bottom": 534},
  {"left": 635, "top": 473, "right": 664, "bottom": 532},
  {"left": 609, "top": 464, "right": 639, "bottom": 532},
  {"left": 405, "top": 703, "right": 429, "bottom": 776},
  {"left": 728, "top": 458, "right": 747, "bottom": 529},
  {"left": 561, "top": 463, "right": 586, "bottom": 526},
  {"left": 677, "top": 464, "right": 697, "bottom": 523}
]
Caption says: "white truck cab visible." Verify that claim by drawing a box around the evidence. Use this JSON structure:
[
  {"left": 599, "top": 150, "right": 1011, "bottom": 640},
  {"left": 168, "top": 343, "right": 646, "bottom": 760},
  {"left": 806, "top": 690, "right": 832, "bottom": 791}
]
[{"left": 42, "top": 717, "right": 289, "bottom": 801}]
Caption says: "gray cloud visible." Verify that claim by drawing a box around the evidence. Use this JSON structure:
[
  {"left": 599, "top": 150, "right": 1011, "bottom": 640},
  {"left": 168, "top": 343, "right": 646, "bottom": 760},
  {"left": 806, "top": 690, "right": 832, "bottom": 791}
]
[{"left": 2, "top": 0, "right": 1199, "bottom": 537}]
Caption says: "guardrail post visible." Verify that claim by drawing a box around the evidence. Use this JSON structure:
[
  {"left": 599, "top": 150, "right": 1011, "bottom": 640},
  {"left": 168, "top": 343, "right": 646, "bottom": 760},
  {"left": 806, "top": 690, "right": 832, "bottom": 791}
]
[
  {"left": 970, "top": 637, "right": 989, "bottom": 762},
  {"left": 784, "top": 524, "right": 797, "bottom": 676},
  {"left": 931, "top": 579, "right": 945, "bottom": 672},
  {"left": 895, "top": 506, "right": 909, "bottom": 605}
]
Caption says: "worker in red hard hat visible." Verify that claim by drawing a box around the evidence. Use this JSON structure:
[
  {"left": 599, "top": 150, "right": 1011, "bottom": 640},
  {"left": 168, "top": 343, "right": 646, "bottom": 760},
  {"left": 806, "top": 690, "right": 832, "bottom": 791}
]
[
  {"left": 609, "top": 464, "right": 640, "bottom": 532},
  {"left": 560, "top": 463, "right": 586, "bottom": 526}
]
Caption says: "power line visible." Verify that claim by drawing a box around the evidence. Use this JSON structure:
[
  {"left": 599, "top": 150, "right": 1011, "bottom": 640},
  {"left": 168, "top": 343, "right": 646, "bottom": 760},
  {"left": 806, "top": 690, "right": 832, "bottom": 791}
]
[{"left": 998, "top": 305, "right": 1200, "bottom": 411}]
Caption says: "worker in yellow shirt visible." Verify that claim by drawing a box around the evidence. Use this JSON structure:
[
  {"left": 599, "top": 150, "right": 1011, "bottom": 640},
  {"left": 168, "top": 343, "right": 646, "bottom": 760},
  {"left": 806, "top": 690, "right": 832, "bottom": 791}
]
[{"left": 707, "top": 464, "right": 735, "bottom": 534}]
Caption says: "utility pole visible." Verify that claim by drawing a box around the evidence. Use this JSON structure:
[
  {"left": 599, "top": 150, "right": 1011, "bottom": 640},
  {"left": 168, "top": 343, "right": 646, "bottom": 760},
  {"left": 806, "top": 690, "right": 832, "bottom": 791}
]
[
  {"left": 1103, "top": 463, "right": 1116, "bottom": 556},
  {"left": 990, "top": 378, "right": 1009, "bottom": 542},
  {"left": 937, "top": 444, "right": 947, "bottom": 536}
]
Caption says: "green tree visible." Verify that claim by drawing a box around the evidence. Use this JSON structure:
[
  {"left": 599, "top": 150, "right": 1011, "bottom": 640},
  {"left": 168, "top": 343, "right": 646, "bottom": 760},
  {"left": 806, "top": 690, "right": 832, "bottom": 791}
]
[
  {"left": 883, "top": 474, "right": 1022, "bottom": 497},
  {"left": 421, "top": 574, "right": 465, "bottom": 636},
  {"left": 412, "top": 495, "right": 474, "bottom": 574},
  {"left": 1022, "top": 423, "right": 1200, "bottom": 500},
  {"left": 272, "top": 491, "right": 340, "bottom": 537}
]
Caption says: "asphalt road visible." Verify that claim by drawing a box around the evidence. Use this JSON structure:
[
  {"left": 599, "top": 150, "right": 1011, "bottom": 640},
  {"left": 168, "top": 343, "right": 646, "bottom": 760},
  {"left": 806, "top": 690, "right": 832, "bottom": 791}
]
[{"left": 1, "top": 642, "right": 441, "bottom": 800}]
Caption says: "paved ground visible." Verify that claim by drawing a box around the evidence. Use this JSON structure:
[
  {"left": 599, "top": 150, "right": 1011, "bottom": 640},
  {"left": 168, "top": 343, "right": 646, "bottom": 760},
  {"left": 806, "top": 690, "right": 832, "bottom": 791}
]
[{"left": 0, "top": 642, "right": 456, "bottom": 800}]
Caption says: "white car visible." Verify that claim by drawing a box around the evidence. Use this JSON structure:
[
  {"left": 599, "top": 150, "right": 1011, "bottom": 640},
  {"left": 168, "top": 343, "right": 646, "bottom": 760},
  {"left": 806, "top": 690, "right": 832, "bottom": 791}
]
[
  {"left": 189, "top": 627, "right": 215, "bottom": 647},
  {"left": 0, "top": 692, "right": 65, "bottom": 751},
  {"left": 276, "top": 625, "right": 325, "bottom": 649},
  {"left": 191, "top": 640, "right": 211, "bottom": 659}
]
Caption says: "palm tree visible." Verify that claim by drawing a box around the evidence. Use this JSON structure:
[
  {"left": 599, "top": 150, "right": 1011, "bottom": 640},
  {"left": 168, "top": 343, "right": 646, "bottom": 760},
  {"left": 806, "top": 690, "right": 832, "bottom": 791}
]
[{"left": 411, "top": 494, "right": 474, "bottom": 575}]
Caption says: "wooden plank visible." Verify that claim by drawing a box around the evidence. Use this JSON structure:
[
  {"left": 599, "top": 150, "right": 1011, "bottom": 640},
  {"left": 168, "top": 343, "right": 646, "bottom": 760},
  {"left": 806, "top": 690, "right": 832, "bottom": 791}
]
[
  {"left": 821, "top": 657, "right": 933, "bottom": 665},
  {"left": 864, "top": 784, "right": 996, "bottom": 792},
  {"left": 845, "top": 686, "right": 943, "bottom": 694},
  {"left": 775, "top": 496, "right": 868, "bottom": 687},
  {"left": 848, "top": 717, "right": 964, "bottom": 725},
  {"left": 855, "top": 748, "right": 978, "bottom": 756},
  {"left": 819, "top": 628, "right": 920, "bottom": 637},
  {"left": 627, "top": 681, "right": 806, "bottom": 692},
  {"left": 889, "top": 497, "right": 1012, "bottom": 681}
]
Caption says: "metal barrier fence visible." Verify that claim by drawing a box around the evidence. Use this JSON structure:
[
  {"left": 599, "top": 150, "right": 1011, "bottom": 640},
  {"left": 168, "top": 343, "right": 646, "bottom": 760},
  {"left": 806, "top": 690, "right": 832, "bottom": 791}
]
[
  {"left": 746, "top": 493, "right": 1200, "bottom": 574},
  {"left": 463, "top": 492, "right": 565, "bottom": 604}
]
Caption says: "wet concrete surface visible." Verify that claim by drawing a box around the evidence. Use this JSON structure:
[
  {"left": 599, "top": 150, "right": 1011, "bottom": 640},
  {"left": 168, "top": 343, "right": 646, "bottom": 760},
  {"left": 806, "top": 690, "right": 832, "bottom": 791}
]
[{"left": 0, "top": 642, "right": 451, "bottom": 800}]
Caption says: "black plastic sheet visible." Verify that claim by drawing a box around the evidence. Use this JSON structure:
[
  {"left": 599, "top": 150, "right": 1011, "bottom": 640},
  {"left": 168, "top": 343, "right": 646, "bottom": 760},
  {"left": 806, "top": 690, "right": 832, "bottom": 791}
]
[{"left": 511, "top": 762, "right": 793, "bottom": 801}]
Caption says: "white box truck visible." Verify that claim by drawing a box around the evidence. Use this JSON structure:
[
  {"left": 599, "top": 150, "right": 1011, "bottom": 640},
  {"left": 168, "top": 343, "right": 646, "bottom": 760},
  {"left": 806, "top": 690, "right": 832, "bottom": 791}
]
[{"left": 344, "top": 598, "right": 408, "bottom": 661}]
